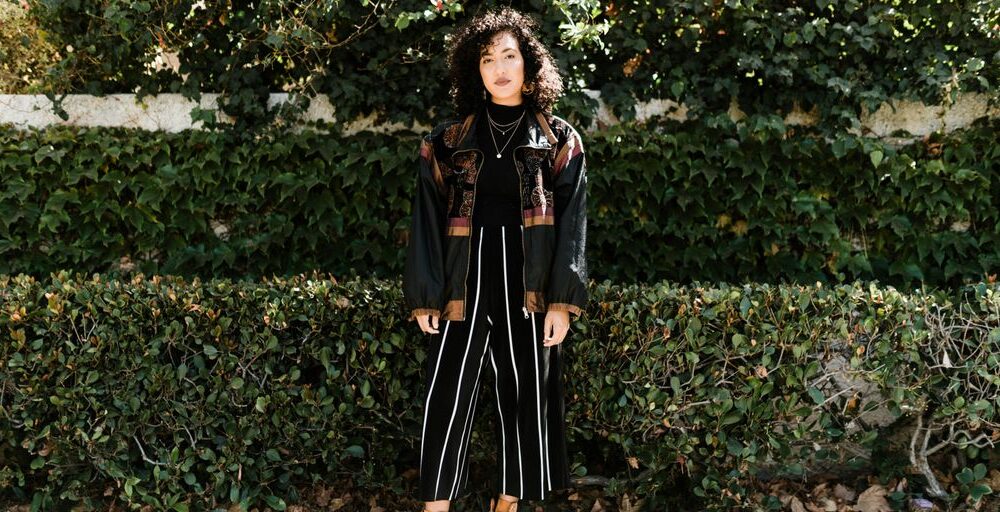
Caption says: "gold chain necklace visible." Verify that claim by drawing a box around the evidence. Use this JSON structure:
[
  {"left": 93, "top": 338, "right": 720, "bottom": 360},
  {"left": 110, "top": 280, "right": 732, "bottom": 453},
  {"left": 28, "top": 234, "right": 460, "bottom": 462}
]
[{"left": 486, "top": 109, "right": 525, "bottom": 159}]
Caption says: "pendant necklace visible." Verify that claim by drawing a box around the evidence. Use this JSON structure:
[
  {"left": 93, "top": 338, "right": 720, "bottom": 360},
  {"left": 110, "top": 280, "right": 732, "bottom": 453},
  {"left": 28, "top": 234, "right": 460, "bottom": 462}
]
[
  {"left": 489, "top": 116, "right": 520, "bottom": 135},
  {"left": 486, "top": 108, "right": 524, "bottom": 159}
]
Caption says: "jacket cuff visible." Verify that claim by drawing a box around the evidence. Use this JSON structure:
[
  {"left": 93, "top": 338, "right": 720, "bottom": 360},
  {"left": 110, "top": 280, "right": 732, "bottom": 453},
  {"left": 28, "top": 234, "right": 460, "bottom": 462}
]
[
  {"left": 409, "top": 308, "right": 441, "bottom": 322},
  {"left": 546, "top": 302, "right": 584, "bottom": 318}
]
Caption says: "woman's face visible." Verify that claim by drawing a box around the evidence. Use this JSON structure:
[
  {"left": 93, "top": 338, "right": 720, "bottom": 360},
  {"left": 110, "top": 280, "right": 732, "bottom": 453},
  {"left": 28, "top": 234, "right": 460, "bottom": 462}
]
[{"left": 479, "top": 31, "right": 525, "bottom": 106}]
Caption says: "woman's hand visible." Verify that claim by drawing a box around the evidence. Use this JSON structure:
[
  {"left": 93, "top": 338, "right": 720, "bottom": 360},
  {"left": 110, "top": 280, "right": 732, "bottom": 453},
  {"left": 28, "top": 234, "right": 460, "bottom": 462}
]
[
  {"left": 417, "top": 313, "right": 441, "bottom": 335},
  {"left": 543, "top": 310, "right": 570, "bottom": 347}
]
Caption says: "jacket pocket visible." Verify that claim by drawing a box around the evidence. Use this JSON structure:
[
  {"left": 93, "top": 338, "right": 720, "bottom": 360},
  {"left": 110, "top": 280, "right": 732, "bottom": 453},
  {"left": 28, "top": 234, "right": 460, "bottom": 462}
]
[
  {"left": 442, "top": 218, "right": 472, "bottom": 313},
  {"left": 522, "top": 206, "right": 556, "bottom": 296}
]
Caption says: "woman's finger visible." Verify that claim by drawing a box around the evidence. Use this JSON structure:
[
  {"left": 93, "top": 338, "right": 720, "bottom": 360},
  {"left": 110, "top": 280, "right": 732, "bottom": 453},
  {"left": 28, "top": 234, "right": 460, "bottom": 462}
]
[
  {"left": 543, "top": 324, "right": 565, "bottom": 346},
  {"left": 420, "top": 314, "right": 439, "bottom": 334}
]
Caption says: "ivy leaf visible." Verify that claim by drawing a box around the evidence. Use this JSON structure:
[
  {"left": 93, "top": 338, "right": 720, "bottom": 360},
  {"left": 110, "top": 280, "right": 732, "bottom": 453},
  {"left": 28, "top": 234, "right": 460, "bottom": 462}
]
[
  {"left": 966, "top": 57, "right": 984, "bottom": 72},
  {"left": 808, "top": 387, "right": 825, "bottom": 405},
  {"left": 970, "top": 484, "right": 992, "bottom": 501},
  {"left": 264, "top": 496, "right": 287, "bottom": 510},
  {"left": 265, "top": 34, "right": 284, "bottom": 48},
  {"left": 343, "top": 445, "right": 364, "bottom": 458},
  {"left": 394, "top": 14, "right": 411, "bottom": 30},
  {"left": 869, "top": 149, "right": 883, "bottom": 168},
  {"left": 671, "top": 81, "right": 684, "bottom": 98}
]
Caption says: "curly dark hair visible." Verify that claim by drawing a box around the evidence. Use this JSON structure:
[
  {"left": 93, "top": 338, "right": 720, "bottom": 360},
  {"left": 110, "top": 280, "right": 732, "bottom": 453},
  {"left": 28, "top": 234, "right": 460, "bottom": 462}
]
[{"left": 445, "top": 6, "right": 564, "bottom": 117}]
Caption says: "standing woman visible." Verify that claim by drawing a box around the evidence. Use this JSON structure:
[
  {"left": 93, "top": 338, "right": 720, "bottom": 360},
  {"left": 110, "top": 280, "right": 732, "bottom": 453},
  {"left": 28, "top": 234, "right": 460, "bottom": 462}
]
[{"left": 403, "top": 6, "right": 589, "bottom": 512}]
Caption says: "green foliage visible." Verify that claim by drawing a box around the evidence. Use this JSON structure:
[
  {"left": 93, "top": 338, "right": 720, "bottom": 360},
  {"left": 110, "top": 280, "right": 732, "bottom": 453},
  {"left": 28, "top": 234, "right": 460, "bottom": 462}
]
[
  {"left": 2, "top": 116, "right": 1000, "bottom": 288},
  {"left": 0, "top": 122, "right": 415, "bottom": 279},
  {"left": 956, "top": 463, "right": 993, "bottom": 503},
  {"left": 588, "top": 114, "right": 1000, "bottom": 288},
  {"left": 0, "top": 273, "right": 996, "bottom": 509},
  {"left": 17, "top": 1, "right": 1000, "bottom": 132},
  {"left": 18, "top": 0, "right": 605, "bottom": 131},
  {"left": 0, "top": 1, "right": 64, "bottom": 94},
  {"left": 594, "top": 0, "right": 1000, "bottom": 129}
]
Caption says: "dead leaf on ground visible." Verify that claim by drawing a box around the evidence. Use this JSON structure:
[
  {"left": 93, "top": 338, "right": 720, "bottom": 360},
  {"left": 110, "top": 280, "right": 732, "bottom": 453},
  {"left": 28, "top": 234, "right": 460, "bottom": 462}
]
[
  {"left": 834, "top": 483, "right": 857, "bottom": 503},
  {"left": 590, "top": 498, "right": 606, "bottom": 512},
  {"left": 788, "top": 495, "right": 806, "bottom": 512},
  {"left": 853, "top": 484, "right": 892, "bottom": 512},
  {"left": 988, "top": 469, "right": 1000, "bottom": 490},
  {"left": 619, "top": 493, "right": 634, "bottom": 512}
]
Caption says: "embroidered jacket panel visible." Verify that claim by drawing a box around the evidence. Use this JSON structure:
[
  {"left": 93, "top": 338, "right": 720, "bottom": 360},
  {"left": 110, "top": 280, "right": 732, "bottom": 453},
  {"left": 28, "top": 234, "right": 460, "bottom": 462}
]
[{"left": 403, "top": 102, "right": 589, "bottom": 322}]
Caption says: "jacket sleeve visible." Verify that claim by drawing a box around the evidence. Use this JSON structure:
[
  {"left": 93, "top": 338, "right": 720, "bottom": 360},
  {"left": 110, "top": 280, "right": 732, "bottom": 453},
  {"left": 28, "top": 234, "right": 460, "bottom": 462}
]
[
  {"left": 403, "top": 132, "right": 447, "bottom": 321},
  {"left": 546, "top": 128, "right": 589, "bottom": 319}
]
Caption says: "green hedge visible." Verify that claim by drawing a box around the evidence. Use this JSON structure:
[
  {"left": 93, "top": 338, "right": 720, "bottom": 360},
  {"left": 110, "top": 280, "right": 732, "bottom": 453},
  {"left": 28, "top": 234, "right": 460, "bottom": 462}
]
[
  {"left": 1, "top": 272, "right": 996, "bottom": 510},
  {"left": 2, "top": 116, "right": 1000, "bottom": 288}
]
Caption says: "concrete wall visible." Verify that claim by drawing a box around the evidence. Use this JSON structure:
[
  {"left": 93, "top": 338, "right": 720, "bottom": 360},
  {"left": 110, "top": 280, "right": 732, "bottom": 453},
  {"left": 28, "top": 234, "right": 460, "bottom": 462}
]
[{"left": 1, "top": 91, "right": 998, "bottom": 138}]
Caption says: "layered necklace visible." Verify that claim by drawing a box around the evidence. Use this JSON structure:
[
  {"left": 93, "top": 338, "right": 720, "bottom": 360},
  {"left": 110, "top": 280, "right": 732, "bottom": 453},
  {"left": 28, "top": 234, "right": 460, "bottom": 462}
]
[{"left": 486, "top": 104, "right": 525, "bottom": 159}]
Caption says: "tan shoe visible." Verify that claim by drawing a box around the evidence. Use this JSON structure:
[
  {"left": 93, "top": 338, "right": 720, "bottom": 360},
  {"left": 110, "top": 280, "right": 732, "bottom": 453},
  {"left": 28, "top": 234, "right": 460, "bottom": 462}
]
[{"left": 489, "top": 497, "right": 518, "bottom": 512}]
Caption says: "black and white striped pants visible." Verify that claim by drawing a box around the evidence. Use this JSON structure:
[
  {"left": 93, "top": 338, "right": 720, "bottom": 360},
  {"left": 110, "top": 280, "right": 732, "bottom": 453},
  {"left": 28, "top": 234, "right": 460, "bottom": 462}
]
[{"left": 418, "top": 224, "right": 572, "bottom": 502}]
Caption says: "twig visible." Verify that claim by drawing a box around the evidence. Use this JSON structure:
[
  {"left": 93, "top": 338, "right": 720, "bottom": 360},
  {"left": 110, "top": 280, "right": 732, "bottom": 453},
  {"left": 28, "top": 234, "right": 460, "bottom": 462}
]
[
  {"left": 909, "top": 413, "right": 947, "bottom": 497},
  {"left": 133, "top": 435, "right": 169, "bottom": 467}
]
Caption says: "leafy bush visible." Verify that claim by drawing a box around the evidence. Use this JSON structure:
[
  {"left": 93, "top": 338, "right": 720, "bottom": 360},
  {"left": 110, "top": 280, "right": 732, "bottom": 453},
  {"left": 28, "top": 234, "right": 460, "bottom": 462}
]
[
  {"left": 0, "top": 272, "right": 996, "bottom": 509},
  {"left": 1, "top": 116, "right": 999, "bottom": 288}
]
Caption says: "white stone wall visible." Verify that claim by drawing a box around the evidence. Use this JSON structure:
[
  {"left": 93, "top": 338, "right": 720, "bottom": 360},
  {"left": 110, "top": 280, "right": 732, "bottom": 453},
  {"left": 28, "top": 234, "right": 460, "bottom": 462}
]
[{"left": 1, "top": 91, "right": 997, "bottom": 137}]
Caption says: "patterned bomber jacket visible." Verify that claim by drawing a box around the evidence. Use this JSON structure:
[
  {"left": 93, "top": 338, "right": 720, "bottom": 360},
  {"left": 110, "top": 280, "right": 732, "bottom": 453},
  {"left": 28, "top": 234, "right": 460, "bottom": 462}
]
[{"left": 403, "top": 102, "right": 589, "bottom": 323}]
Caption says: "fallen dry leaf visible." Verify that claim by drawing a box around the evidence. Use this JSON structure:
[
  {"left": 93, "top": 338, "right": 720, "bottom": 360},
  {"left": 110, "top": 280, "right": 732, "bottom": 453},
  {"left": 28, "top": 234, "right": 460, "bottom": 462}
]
[
  {"left": 853, "top": 484, "right": 892, "bottom": 512},
  {"left": 892, "top": 477, "right": 907, "bottom": 493},
  {"left": 590, "top": 498, "right": 606, "bottom": 512},
  {"left": 812, "top": 482, "right": 829, "bottom": 497},
  {"left": 834, "top": 483, "right": 857, "bottom": 503},
  {"left": 988, "top": 469, "right": 1000, "bottom": 490},
  {"left": 620, "top": 493, "right": 634, "bottom": 512}
]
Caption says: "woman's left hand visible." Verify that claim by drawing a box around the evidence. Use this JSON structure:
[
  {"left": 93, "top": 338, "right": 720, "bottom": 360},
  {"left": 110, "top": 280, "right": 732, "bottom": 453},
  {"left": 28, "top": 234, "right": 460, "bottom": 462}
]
[{"left": 543, "top": 310, "right": 571, "bottom": 347}]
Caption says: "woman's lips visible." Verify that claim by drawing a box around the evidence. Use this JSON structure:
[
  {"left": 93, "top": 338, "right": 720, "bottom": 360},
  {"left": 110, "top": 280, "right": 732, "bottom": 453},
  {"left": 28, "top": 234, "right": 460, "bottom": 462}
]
[{"left": 496, "top": 79, "right": 510, "bottom": 86}]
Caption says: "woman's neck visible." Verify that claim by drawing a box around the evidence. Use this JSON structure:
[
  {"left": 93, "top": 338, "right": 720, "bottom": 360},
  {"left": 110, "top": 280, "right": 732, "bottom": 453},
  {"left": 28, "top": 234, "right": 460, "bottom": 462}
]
[{"left": 485, "top": 99, "right": 526, "bottom": 124}]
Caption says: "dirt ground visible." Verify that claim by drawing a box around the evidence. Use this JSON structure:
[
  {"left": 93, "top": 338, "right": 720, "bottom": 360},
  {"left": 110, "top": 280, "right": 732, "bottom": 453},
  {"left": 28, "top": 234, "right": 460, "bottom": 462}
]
[{"left": 3, "top": 472, "right": 999, "bottom": 512}]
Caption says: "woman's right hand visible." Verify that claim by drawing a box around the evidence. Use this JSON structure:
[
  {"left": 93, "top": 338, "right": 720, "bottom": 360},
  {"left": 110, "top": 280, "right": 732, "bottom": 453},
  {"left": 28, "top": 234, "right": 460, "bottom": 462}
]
[{"left": 417, "top": 314, "right": 441, "bottom": 335}]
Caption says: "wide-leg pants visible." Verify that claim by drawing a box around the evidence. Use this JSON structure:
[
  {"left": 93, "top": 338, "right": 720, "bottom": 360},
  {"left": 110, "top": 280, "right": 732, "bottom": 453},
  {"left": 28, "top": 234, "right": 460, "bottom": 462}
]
[{"left": 418, "top": 224, "right": 572, "bottom": 502}]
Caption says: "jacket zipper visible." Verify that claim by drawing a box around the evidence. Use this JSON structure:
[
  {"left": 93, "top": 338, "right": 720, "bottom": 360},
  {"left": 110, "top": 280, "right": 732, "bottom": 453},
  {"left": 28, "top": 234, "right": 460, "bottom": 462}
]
[
  {"left": 452, "top": 147, "right": 484, "bottom": 322},
  {"left": 458, "top": 140, "right": 544, "bottom": 320},
  {"left": 513, "top": 144, "right": 532, "bottom": 319}
]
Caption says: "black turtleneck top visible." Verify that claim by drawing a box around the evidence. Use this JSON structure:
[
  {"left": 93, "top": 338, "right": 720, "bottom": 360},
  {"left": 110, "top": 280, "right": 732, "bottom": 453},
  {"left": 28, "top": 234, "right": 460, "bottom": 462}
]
[{"left": 472, "top": 100, "right": 529, "bottom": 227}]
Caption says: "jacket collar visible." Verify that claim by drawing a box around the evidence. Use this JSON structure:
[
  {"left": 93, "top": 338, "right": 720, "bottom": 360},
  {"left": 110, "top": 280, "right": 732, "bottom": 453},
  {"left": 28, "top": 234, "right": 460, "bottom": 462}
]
[{"left": 448, "top": 101, "right": 558, "bottom": 152}]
